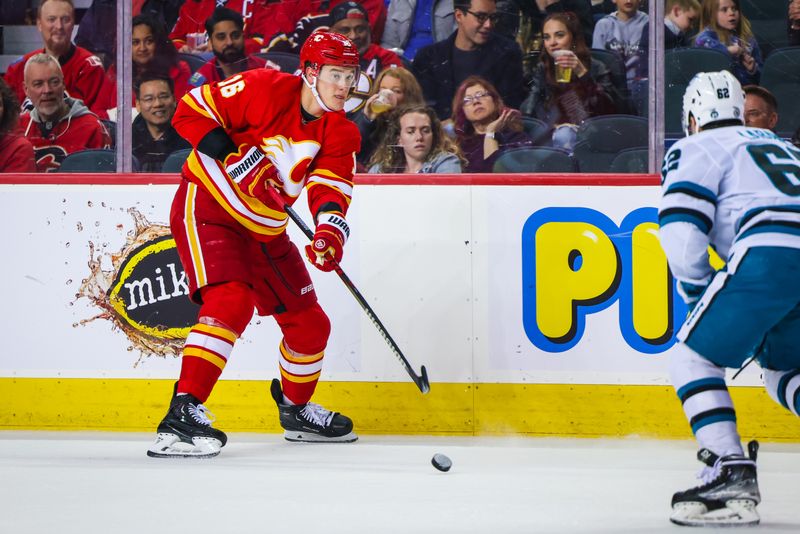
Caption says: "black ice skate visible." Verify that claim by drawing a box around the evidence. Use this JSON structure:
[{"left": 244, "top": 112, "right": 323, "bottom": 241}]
[
  {"left": 670, "top": 440, "right": 760, "bottom": 527},
  {"left": 270, "top": 378, "right": 357, "bottom": 443},
  {"left": 147, "top": 389, "right": 227, "bottom": 458}
]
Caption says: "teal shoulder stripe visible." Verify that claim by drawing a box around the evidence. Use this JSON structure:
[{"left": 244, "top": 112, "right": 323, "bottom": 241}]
[{"left": 665, "top": 181, "right": 717, "bottom": 205}]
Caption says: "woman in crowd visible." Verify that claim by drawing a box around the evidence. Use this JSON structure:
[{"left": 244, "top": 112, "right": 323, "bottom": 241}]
[
  {"left": 97, "top": 13, "right": 192, "bottom": 119},
  {"left": 0, "top": 79, "right": 35, "bottom": 172},
  {"left": 451, "top": 76, "right": 532, "bottom": 173},
  {"left": 694, "top": 0, "right": 762, "bottom": 85},
  {"left": 520, "top": 11, "right": 619, "bottom": 151},
  {"left": 355, "top": 66, "right": 425, "bottom": 167},
  {"left": 368, "top": 105, "right": 463, "bottom": 174}
]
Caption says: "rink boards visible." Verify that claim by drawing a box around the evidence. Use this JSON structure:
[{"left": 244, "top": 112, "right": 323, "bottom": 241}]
[{"left": 0, "top": 173, "right": 797, "bottom": 439}]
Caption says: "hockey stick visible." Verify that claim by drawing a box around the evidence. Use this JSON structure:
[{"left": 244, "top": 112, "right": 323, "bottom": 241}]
[{"left": 270, "top": 190, "right": 430, "bottom": 394}]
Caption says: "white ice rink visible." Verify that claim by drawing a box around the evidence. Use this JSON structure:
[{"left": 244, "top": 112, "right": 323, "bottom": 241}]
[{"left": 1, "top": 432, "right": 799, "bottom": 533}]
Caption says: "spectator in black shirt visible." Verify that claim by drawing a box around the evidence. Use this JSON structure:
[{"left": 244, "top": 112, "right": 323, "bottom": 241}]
[
  {"left": 412, "top": 0, "right": 525, "bottom": 119},
  {"left": 132, "top": 73, "right": 190, "bottom": 173}
]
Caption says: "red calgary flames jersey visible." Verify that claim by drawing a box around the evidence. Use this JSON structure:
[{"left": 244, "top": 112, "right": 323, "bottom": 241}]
[{"left": 173, "top": 68, "right": 360, "bottom": 241}]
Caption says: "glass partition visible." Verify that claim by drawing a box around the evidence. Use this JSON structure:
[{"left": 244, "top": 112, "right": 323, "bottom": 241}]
[{"left": 2, "top": 0, "right": 796, "bottom": 175}]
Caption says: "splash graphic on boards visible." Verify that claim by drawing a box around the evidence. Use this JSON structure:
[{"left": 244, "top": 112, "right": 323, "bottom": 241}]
[{"left": 76, "top": 208, "right": 199, "bottom": 359}]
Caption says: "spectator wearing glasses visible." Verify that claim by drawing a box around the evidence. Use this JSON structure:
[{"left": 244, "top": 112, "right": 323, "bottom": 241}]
[
  {"left": 132, "top": 74, "right": 190, "bottom": 173},
  {"left": 0, "top": 78, "right": 35, "bottom": 172},
  {"left": 743, "top": 85, "right": 778, "bottom": 132},
  {"left": 451, "top": 75, "right": 532, "bottom": 173},
  {"left": 521, "top": 12, "right": 620, "bottom": 151},
  {"left": 368, "top": 105, "right": 463, "bottom": 173},
  {"left": 411, "top": 0, "right": 526, "bottom": 120}
]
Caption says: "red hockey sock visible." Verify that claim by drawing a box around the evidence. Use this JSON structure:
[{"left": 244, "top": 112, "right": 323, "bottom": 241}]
[
  {"left": 177, "top": 282, "right": 254, "bottom": 402},
  {"left": 177, "top": 322, "right": 237, "bottom": 402},
  {"left": 275, "top": 304, "right": 330, "bottom": 405}
]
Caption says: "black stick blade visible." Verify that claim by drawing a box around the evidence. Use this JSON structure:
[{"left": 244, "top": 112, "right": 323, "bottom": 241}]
[{"left": 417, "top": 365, "right": 430, "bottom": 394}]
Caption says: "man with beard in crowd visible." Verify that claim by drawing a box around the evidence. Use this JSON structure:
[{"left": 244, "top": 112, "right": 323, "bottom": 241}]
[{"left": 189, "top": 7, "right": 271, "bottom": 88}]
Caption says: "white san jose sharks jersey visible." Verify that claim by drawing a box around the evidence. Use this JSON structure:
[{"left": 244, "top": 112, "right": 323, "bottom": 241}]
[{"left": 659, "top": 125, "right": 800, "bottom": 286}]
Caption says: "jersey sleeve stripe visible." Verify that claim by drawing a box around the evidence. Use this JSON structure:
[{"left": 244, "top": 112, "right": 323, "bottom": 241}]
[
  {"left": 182, "top": 89, "right": 214, "bottom": 121},
  {"left": 665, "top": 181, "right": 717, "bottom": 205},
  {"left": 187, "top": 152, "right": 289, "bottom": 236},
  {"left": 200, "top": 84, "right": 226, "bottom": 128},
  {"left": 659, "top": 207, "right": 713, "bottom": 234},
  {"left": 307, "top": 174, "right": 354, "bottom": 198}
]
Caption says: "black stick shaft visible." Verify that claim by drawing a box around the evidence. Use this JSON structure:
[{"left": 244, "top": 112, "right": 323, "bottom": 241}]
[{"left": 282, "top": 202, "right": 430, "bottom": 394}]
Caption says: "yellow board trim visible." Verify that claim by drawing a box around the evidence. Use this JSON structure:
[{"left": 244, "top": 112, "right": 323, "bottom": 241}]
[{"left": 1, "top": 378, "right": 798, "bottom": 440}]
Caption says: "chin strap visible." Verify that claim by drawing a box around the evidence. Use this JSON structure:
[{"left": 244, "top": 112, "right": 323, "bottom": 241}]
[{"left": 302, "top": 71, "right": 333, "bottom": 113}]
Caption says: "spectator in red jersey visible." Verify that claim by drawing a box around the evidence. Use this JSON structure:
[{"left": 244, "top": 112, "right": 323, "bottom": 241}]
[
  {"left": 0, "top": 78, "right": 35, "bottom": 172},
  {"left": 3, "top": 0, "right": 106, "bottom": 116},
  {"left": 189, "top": 7, "right": 272, "bottom": 88},
  {"left": 98, "top": 14, "right": 193, "bottom": 120},
  {"left": 171, "top": 0, "right": 312, "bottom": 55},
  {"left": 18, "top": 54, "right": 111, "bottom": 172}
]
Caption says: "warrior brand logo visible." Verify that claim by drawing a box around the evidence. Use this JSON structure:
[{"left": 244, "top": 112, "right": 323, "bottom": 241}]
[
  {"left": 320, "top": 212, "right": 350, "bottom": 240},
  {"left": 228, "top": 147, "right": 264, "bottom": 182},
  {"left": 78, "top": 209, "right": 200, "bottom": 358}
]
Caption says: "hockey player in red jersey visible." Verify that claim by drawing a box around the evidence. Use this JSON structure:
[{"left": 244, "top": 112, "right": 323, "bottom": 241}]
[{"left": 148, "top": 31, "right": 362, "bottom": 458}]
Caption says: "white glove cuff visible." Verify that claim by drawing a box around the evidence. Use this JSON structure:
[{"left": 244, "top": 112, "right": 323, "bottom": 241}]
[{"left": 317, "top": 212, "right": 349, "bottom": 245}]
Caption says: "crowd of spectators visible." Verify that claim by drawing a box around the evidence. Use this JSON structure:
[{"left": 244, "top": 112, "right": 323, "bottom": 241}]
[{"left": 1, "top": 0, "right": 800, "bottom": 173}]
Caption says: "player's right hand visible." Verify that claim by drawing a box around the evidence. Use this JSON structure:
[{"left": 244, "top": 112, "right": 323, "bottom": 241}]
[{"left": 224, "top": 144, "right": 282, "bottom": 209}]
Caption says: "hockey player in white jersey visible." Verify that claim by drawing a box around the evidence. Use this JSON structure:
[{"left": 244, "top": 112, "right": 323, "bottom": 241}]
[{"left": 660, "top": 70, "right": 800, "bottom": 527}]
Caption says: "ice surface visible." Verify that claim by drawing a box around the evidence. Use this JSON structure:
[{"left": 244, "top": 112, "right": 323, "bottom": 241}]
[{"left": 1, "top": 432, "right": 799, "bottom": 533}]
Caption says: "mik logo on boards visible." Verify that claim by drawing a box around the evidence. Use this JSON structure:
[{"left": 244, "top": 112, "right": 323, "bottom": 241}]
[
  {"left": 521, "top": 207, "right": 691, "bottom": 355},
  {"left": 79, "top": 209, "right": 199, "bottom": 357}
]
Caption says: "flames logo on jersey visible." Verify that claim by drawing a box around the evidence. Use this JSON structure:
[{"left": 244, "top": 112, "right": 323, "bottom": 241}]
[
  {"left": 260, "top": 135, "right": 320, "bottom": 198},
  {"left": 34, "top": 146, "right": 68, "bottom": 172}
]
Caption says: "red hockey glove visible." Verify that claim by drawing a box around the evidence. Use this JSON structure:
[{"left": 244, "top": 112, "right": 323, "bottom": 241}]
[
  {"left": 304, "top": 211, "right": 349, "bottom": 272},
  {"left": 224, "top": 144, "right": 281, "bottom": 208}
]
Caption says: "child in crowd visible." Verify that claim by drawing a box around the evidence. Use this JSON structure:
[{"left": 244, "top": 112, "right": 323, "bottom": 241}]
[
  {"left": 694, "top": 0, "right": 762, "bottom": 85},
  {"left": 592, "top": 0, "right": 649, "bottom": 87}
]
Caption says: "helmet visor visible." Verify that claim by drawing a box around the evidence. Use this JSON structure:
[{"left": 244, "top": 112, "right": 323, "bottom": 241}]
[{"left": 317, "top": 65, "right": 358, "bottom": 89}]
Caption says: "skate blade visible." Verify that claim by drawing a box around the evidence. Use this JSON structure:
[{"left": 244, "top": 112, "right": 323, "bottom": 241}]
[
  {"left": 670, "top": 500, "right": 760, "bottom": 527},
  {"left": 283, "top": 430, "right": 358, "bottom": 443},
  {"left": 147, "top": 432, "right": 223, "bottom": 458}
]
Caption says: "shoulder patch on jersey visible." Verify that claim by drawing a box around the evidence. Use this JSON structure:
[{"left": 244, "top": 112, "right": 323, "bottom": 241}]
[{"left": 86, "top": 55, "right": 103, "bottom": 68}]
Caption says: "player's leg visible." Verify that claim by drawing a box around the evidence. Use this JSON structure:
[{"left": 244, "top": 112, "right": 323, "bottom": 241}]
[
  {"left": 758, "top": 302, "right": 800, "bottom": 417},
  {"left": 148, "top": 182, "right": 256, "bottom": 458},
  {"left": 253, "top": 234, "right": 357, "bottom": 442},
  {"left": 667, "top": 248, "right": 800, "bottom": 525}
]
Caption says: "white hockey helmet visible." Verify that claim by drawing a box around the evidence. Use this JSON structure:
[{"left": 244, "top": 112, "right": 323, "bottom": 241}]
[{"left": 682, "top": 70, "right": 744, "bottom": 135}]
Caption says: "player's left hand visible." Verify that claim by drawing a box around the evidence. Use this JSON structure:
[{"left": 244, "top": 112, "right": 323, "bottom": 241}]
[{"left": 304, "top": 212, "right": 349, "bottom": 272}]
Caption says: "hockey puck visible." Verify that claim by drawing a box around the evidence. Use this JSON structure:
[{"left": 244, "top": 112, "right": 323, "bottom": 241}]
[{"left": 431, "top": 453, "right": 452, "bottom": 472}]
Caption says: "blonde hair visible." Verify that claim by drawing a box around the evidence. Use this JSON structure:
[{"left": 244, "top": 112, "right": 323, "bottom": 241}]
[
  {"left": 699, "top": 0, "right": 754, "bottom": 45},
  {"left": 369, "top": 105, "right": 463, "bottom": 172},
  {"left": 667, "top": 0, "right": 701, "bottom": 12},
  {"left": 370, "top": 66, "right": 425, "bottom": 105}
]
